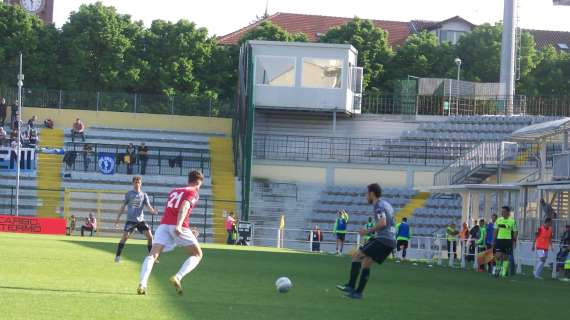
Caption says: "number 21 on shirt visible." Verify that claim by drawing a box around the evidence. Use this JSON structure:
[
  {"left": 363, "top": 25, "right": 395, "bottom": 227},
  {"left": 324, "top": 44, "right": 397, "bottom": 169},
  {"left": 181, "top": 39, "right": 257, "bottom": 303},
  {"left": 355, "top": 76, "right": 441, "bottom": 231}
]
[{"left": 167, "top": 192, "right": 184, "bottom": 209}]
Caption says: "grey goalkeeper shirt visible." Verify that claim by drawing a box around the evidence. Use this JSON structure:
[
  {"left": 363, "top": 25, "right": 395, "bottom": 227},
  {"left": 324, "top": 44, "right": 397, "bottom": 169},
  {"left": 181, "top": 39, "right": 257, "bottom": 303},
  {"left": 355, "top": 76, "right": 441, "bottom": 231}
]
[
  {"left": 124, "top": 190, "right": 151, "bottom": 222},
  {"left": 372, "top": 199, "right": 397, "bottom": 248}
]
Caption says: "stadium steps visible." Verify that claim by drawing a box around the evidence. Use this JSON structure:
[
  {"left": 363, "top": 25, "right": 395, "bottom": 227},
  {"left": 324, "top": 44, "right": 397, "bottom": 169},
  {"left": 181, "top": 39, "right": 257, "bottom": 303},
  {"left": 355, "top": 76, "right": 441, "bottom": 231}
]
[
  {"left": 37, "top": 128, "right": 64, "bottom": 217},
  {"left": 394, "top": 192, "right": 430, "bottom": 221},
  {"left": 208, "top": 137, "right": 237, "bottom": 243}
]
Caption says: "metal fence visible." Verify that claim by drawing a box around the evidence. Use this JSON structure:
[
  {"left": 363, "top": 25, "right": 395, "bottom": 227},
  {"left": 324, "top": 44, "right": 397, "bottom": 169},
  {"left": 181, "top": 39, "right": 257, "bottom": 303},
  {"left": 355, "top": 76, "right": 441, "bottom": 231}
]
[
  {"left": 254, "top": 134, "right": 478, "bottom": 166},
  {"left": 63, "top": 142, "right": 211, "bottom": 177},
  {"left": 0, "top": 86, "right": 233, "bottom": 117},
  {"left": 361, "top": 94, "right": 570, "bottom": 116}
]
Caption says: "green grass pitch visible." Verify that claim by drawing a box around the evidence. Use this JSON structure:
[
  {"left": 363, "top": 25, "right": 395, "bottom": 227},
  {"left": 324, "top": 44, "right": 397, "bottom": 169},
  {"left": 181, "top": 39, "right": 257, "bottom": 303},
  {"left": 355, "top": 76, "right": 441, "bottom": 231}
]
[{"left": 0, "top": 233, "right": 568, "bottom": 320}]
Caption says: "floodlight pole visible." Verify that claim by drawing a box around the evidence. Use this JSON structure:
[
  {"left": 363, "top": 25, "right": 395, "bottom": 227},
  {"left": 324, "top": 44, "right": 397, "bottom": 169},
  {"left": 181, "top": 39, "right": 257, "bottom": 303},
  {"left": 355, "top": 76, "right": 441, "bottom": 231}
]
[
  {"left": 15, "top": 53, "right": 24, "bottom": 217},
  {"left": 454, "top": 58, "right": 462, "bottom": 116}
]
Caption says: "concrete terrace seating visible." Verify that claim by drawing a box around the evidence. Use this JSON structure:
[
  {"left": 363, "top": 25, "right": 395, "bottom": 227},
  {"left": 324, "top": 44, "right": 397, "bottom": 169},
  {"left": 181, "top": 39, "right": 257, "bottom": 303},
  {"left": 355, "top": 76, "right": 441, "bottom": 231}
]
[
  {"left": 312, "top": 186, "right": 416, "bottom": 231},
  {"left": 402, "top": 115, "right": 560, "bottom": 143},
  {"left": 408, "top": 195, "right": 462, "bottom": 236}
]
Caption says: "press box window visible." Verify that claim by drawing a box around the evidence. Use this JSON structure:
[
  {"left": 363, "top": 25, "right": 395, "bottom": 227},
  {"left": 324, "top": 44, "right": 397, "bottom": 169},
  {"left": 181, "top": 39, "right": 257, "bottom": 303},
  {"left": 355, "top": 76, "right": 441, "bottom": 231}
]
[
  {"left": 301, "top": 58, "right": 343, "bottom": 89},
  {"left": 255, "top": 56, "right": 296, "bottom": 87}
]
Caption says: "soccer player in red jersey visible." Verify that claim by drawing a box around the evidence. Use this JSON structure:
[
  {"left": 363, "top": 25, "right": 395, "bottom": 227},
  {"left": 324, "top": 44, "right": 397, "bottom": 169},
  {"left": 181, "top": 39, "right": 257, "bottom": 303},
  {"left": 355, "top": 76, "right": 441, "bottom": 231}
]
[{"left": 137, "top": 170, "right": 204, "bottom": 295}]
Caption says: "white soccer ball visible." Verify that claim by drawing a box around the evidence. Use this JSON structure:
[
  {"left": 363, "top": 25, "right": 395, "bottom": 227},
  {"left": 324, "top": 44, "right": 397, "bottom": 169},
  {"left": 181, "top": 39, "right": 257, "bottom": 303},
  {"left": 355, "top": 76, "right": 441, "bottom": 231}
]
[{"left": 275, "top": 277, "right": 292, "bottom": 293}]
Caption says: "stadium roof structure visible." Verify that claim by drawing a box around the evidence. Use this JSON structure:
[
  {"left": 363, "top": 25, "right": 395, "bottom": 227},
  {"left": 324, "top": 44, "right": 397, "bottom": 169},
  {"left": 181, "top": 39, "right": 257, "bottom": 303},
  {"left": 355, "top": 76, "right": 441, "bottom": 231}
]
[{"left": 509, "top": 118, "right": 570, "bottom": 142}]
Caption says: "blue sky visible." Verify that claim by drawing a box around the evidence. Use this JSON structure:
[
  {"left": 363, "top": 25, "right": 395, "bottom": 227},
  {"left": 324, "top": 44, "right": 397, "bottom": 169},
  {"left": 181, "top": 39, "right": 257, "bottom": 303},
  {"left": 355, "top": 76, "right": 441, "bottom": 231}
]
[{"left": 54, "top": 0, "right": 570, "bottom": 35}]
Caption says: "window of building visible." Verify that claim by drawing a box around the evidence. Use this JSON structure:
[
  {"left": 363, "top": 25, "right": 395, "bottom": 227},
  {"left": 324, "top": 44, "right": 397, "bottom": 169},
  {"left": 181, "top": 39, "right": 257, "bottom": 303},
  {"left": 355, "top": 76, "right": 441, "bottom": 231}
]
[
  {"left": 439, "top": 30, "right": 467, "bottom": 44},
  {"left": 255, "top": 56, "right": 296, "bottom": 87},
  {"left": 301, "top": 58, "right": 343, "bottom": 89}
]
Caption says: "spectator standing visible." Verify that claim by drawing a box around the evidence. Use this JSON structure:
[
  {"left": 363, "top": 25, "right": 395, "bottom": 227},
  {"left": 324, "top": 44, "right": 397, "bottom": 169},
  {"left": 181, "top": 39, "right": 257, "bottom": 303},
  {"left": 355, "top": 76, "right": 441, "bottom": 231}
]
[
  {"left": 467, "top": 221, "right": 481, "bottom": 262},
  {"left": 533, "top": 218, "right": 553, "bottom": 279},
  {"left": 10, "top": 139, "right": 19, "bottom": 169},
  {"left": 125, "top": 143, "right": 136, "bottom": 175},
  {"left": 28, "top": 129, "right": 39, "bottom": 148},
  {"left": 475, "top": 219, "right": 487, "bottom": 271},
  {"left": 10, "top": 100, "right": 18, "bottom": 129},
  {"left": 71, "top": 118, "right": 86, "bottom": 142},
  {"left": 446, "top": 223, "right": 459, "bottom": 260},
  {"left": 558, "top": 225, "right": 570, "bottom": 280},
  {"left": 540, "top": 197, "right": 557, "bottom": 220},
  {"left": 333, "top": 210, "right": 349, "bottom": 255},
  {"left": 67, "top": 215, "right": 77, "bottom": 236},
  {"left": 460, "top": 222, "right": 469, "bottom": 261},
  {"left": 82, "top": 144, "right": 93, "bottom": 171},
  {"left": 0, "top": 97, "right": 7, "bottom": 127},
  {"left": 0, "top": 127, "right": 6, "bottom": 146},
  {"left": 225, "top": 212, "right": 237, "bottom": 245},
  {"left": 27, "top": 115, "right": 37, "bottom": 131},
  {"left": 138, "top": 143, "right": 149, "bottom": 175},
  {"left": 81, "top": 213, "right": 97, "bottom": 236},
  {"left": 310, "top": 225, "right": 323, "bottom": 252}
]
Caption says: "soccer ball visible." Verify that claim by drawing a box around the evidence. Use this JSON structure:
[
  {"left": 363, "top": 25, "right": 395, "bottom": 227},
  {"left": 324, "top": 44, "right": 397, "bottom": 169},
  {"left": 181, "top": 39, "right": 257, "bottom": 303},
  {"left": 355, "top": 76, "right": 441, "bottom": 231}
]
[{"left": 275, "top": 277, "right": 292, "bottom": 293}]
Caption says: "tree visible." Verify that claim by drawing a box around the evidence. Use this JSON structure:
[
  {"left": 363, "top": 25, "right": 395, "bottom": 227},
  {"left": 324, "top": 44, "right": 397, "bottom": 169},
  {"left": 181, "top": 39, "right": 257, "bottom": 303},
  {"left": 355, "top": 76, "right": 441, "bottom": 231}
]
[
  {"left": 455, "top": 23, "right": 539, "bottom": 84},
  {"left": 59, "top": 2, "right": 145, "bottom": 91},
  {"left": 519, "top": 46, "right": 570, "bottom": 95},
  {"left": 0, "top": 3, "right": 59, "bottom": 88},
  {"left": 238, "top": 21, "right": 308, "bottom": 45},
  {"left": 320, "top": 18, "right": 393, "bottom": 92},
  {"left": 386, "top": 31, "right": 456, "bottom": 81}
]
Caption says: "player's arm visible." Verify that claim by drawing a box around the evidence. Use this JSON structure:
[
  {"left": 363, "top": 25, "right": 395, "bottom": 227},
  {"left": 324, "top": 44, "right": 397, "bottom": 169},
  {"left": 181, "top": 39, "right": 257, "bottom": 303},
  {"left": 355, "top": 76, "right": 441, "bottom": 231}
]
[
  {"left": 144, "top": 195, "right": 157, "bottom": 214},
  {"left": 175, "top": 200, "right": 191, "bottom": 235},
  {"left": 114, "top": 203, "right": 126, "bottom": 227}
]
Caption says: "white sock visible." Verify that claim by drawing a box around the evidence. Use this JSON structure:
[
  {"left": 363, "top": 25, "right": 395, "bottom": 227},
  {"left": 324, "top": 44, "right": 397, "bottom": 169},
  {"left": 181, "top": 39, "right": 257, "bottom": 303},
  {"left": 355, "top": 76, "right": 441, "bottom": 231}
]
[
  {"left": 139, "top": 256, "right": 156, "bottom": 287},
  {"left": 175, "top": 255, "right": 201, "bottom": 281}
]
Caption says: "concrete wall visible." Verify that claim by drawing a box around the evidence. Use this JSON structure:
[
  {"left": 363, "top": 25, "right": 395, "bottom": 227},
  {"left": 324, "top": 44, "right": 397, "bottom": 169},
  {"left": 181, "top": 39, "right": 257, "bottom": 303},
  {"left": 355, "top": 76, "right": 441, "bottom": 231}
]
[
  {"left": 21, "top": 107, "right": 232, "bottom": 135},
  {"left": 253, "top": 160, "right": 440, "bottom": 189}
]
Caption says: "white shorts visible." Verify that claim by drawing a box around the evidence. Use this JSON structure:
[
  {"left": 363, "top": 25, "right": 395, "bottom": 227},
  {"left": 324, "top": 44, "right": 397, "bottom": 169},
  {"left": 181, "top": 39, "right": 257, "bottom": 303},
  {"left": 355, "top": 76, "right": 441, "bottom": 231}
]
[
  {"left": 536, "top": 249, "right": 548, "bottom": 259},
  {"left": 153, "top": 224, "right": 199, "bottom": 252}
]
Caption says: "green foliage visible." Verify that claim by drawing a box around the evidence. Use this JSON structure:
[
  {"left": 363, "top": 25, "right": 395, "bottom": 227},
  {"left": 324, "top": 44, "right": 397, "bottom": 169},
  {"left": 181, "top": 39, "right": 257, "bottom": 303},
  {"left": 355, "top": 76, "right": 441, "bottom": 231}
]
[
  {"left": 387, "top": 31, "right": 456, "bottom": 81},
  {"left": 519, "top": 46, "right": 570, "bottom": 95},
  {"left": 320, "top": 18, "right": 393, "bottom": 92},
  {"left": 239, "top": 21, "right": 308, "bottom": 44}
]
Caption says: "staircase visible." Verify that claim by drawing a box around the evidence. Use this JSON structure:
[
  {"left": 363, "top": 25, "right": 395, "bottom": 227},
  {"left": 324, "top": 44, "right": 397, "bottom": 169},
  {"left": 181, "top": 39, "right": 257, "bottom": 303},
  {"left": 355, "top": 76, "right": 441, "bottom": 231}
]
[
  {"left": 37, "top": 129, "right": 64, "bottom": 217},
  {"left": 209, "top": 137, "right": 237, "bottom": 244},
  {"left": 395, "top": 192, "right": 430, "bottom": 221},
  {"left": 434, "top": 141, "right": 518, "bottom": 186}
]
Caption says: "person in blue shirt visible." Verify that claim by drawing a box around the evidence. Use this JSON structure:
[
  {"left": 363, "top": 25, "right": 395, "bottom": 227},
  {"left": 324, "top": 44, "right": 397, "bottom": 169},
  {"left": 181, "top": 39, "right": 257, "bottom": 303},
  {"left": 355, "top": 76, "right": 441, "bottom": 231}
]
[
  {"left": 395, "top": 217, "right": 411, "bottom": 261},
  {"left": 485, "top": 213, "right": 497, "bottom": 273}
]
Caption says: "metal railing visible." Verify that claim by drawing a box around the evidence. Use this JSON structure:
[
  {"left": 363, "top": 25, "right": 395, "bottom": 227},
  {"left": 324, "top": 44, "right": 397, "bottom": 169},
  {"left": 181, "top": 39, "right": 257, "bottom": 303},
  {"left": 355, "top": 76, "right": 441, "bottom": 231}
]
[
  {"left": 63, "top": 142, "right": 211, "bottom": 177},
  {"left": 361, "top": 94, "right": 570, "bottom": 116},
  {"left": 0, "top": 86, "right": 233, "bottom": 118},
  {"left": 254, "top": 134, "right": 476, "bottom": 166}
]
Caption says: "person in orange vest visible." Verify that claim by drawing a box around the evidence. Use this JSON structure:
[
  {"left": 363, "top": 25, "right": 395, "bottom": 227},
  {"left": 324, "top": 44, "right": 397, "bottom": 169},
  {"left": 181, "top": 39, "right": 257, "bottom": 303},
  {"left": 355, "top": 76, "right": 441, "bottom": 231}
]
[
  {"left": 460, "top": 222, "right": 469, "bottom": 260},
  {"left": 532, "top": 217, "right": 553, "bottom": 279}
]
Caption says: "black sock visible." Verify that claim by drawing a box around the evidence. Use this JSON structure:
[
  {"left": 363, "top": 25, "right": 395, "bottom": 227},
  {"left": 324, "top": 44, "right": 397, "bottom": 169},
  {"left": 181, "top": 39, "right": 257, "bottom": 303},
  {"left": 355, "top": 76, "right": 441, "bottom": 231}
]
[
  {"left": 147, "top": 244, "right": 152, "bottom": 253},
  {"left": 356, "top": 268, "right": 370, "bottom": 293},
  {"left": 116, "top": 242, "right": 125, "bottom": 257},
  {"left": 402, "top": 249, "right": 407, "bottom": 258},
  {"left": 348, "top": 261, "right": 361, "bottom": 288}
]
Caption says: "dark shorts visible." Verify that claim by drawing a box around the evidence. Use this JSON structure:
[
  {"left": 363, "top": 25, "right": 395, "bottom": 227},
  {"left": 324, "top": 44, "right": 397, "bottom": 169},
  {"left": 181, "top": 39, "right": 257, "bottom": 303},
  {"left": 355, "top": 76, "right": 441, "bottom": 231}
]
[
  {"left": 396, "top": 240, "right": 408, "bottom": 250},
  {"left": 124, "top": 221, "right": 150, "bottom": 234},
  {"left": 495, "top": 239, "right": 513, "bottom": 255},
  {"left": 336, "top": 233, "right": 346, "bottom": 241},
  {"left": 360, "top": 239, "right": 394, "bottom": 264}
]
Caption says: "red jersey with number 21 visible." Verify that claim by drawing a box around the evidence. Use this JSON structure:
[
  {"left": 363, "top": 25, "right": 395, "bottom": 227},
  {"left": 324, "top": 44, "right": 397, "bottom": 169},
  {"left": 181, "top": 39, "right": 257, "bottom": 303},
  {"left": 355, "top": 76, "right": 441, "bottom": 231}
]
[{"left": 160, "top": 186, "right": 199, "bottom": 228}]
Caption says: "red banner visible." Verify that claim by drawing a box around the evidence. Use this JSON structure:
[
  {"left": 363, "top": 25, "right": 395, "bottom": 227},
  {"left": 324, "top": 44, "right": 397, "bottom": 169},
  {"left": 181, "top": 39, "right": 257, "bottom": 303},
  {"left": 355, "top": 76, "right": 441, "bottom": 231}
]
[{"left": 0, "top": 215, "right": 67, "bottom": 235}]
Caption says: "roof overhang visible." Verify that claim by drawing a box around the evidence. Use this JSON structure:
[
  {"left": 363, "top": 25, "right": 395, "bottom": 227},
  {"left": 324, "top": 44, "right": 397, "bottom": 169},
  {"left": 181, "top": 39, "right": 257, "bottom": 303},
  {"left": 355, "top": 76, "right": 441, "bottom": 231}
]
[
  {"left": 509, "top": 118, "right": 570, "bottom": 143},
  {"left": 430, "top": 184, "right": 520, "bottom": 193}
]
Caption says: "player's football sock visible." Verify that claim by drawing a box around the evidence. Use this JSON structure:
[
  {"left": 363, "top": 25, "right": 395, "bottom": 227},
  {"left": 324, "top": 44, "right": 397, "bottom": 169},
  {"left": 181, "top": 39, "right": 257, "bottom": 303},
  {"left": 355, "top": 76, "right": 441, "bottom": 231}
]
[
  {"left": 147, "top": 243, "right": 152, "bottom": 253},
  {"left": 402, "top": 249, "right": 407, "bottom": 259},
  {"left": 347, "top": 261, "right": 361, "bottom": 289},
  {"left": 175, "top": 255, "right": 201, "bottom": 281},
  {"left": 115, "top": 242, "right": 125, "bottom": 258},
  {"left": 501, "top": 260, "right": 509, "bottom": 277},
  {"left": 356, "top": 268, "right": 370, "bottom": 294},
  {"left": 139, "top": 255, "right": 156, "bottom": 288}
]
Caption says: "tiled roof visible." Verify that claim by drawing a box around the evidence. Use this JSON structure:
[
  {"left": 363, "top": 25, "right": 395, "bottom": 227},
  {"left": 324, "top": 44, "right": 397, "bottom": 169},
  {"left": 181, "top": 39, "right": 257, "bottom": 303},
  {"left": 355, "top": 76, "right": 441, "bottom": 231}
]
[
  {"left": 525, "top": 29, "right": 570, "bottom": 51},
  {"left": 218, "top": 12, "right": 411, "bottom": 47}
]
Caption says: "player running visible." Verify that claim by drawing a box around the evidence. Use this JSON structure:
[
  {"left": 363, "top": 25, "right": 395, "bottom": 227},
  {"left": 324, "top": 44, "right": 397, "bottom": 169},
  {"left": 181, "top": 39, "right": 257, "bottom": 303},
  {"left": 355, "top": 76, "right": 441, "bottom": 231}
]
[
  {"left": 337, "top": 183, "right": 396, "bottom": 299},
  {"left": 137, "top": 170, "right": 204, "bottom": 295},
  {"left": 395, "top": 217, "right": 411, "bottom": 261},
  {"left": 114, "top": 176, "right": 157, "bottom": 263},
  {"left": 532, "top": 217, "right": 553, "bottom": 279},
  {"left": 492, "top": 206, "right": 518, "bottom": 278}
]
